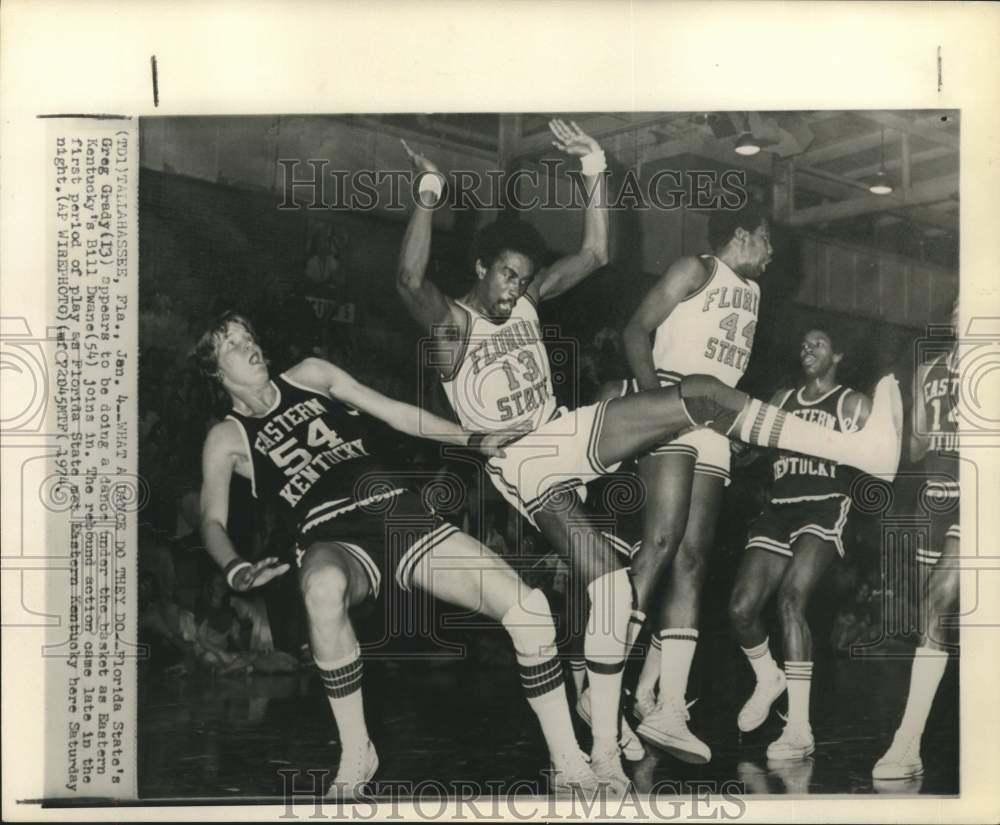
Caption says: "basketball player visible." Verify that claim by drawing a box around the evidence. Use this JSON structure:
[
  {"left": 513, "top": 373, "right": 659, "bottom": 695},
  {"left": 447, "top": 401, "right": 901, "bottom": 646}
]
[
  {"left": 728, "top": 328, "right": 870, "bottom": 760},
  {"left": 872, "top": 299, "right": 960, "bottom": 780},
  {"left": 396, "top": 122, "right": 905, "bottom": 791},
  {"left": 621, "top": 202, "right": 769, "bottom": 763},
  {"left": 194, "top": 312, "right": 608, "bottom": 797}
]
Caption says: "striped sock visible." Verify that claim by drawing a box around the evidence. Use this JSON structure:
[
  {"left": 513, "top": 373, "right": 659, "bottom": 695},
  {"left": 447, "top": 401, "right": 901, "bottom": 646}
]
[
  {"left": 625, "top": 608, "right": 646, "bottom": 655},
  {"left": 518, "top": 657, "right": 579, "bottom": 756},
  {"left": 737, "top": 398, "right": 864, "bottom": 467},
  {"left": 585, "top": 569, "right": 630, "bottom": 742},
  {"left": 635, "top": 632, "right": 661, "bottom": 700},
  {"left": 658, "top": 628, "right": 698, "bottom": 703},
  {"left": 316, "top": 647, "right": 369, "bottom": 748},
  {"left": 784, "top": 661, "right": 813, "bottom": 728},
  {"left": 742, "top": 638, "right": 780, "bottom": 681}
]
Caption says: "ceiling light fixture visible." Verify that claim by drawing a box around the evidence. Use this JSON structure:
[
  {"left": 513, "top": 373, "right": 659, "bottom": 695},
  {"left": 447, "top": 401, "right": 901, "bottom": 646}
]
[{"left": 868, "top": 127, "right": 894, "bottom": 195}]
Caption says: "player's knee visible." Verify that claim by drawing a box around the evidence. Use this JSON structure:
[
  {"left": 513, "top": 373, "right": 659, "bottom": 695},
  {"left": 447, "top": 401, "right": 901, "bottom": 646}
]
[
  {"left": 776, "top": 586, "right": 807, "bottom": 623},
  {"left": 673, "top": 540, "right": 710, "bottom": 581},
  {"left": 301, "top": 562, "right": 351, "bottom": 616},
  {"left": 648, "top": 528, "right": 684, "bottom": 559},
  {"left": 679, "top": 374, "right": 745, "bottom": 433},
  {"left": 585, "top": 567, "right": 633, "bottom": 622},
  {"left": 501, "top": 588, "right": 557, "bottom": 659},
  {"left": 728, "top": 590, "right": 756, "bottom": 630}
]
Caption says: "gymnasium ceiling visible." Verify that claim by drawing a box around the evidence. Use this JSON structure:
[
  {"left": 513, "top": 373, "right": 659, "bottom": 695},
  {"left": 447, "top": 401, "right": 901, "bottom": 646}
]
[{"left": 354, "top": 111, "right": 959, "bottom": 268}]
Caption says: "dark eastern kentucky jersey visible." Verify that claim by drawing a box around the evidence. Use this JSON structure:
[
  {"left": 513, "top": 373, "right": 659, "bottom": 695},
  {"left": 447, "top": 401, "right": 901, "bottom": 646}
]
[
  {"left": 226, "top": 373, "right": 400, "bottom": 529},
  {"left": 770, "top": 384, "right": 861, "bottom": 503},
  {"left": 919, "top": 350, "right": 960, "bottom": 497}
]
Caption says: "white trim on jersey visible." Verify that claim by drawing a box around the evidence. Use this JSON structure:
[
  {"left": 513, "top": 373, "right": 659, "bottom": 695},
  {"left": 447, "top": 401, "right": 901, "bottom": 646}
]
[
  {"left": 395, "top": 522, "right": 460, "bottom": 592},
  {"left": 600, "top": 531, "right": 636, "bottom": 560},
  {"left": 280, "top": 371, "right": 322, "bottom": 395},
  {"left": 281, "top": 371, "right": 362, "bottom": 415},
  {"left": 916, "top": 548, "right": 943, "bottom": 566},
  {"left": 299, "top": 489, "right": 406, "bottom": 534},
  {"left": 795, "top": 384, "right": 842, "bottom": 407},
  {"left": 747, "top": 537, "right": 793, "bottom": 558},
  {"left": 771, "top": 492, "right": 851, "bottom": 504},
  {"left": 225, "top": 414, "right": 258, "bottom": 498}
]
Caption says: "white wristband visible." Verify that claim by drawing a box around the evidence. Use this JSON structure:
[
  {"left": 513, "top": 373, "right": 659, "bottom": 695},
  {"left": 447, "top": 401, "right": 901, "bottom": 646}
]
[
  {"left": 579, "top": 149, "right": 607, "bottom": 176},
  {"left": 225, "top": 560, "right": 253, "bottom": 591},
  {"left": 417, "top": 172, "right": 444, "bottom": 197}
]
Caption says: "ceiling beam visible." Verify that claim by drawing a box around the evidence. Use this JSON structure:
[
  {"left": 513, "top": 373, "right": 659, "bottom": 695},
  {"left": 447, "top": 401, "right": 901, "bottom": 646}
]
[
  {"left": 349, "top": 116, "right": 497, "bottom": 160},
  {"left": 858, "top": 111, "right": 959, "bottom": 150},
  {"left": 795, "top": 131, "right": 892, "bottom": 166},
  {"left": 788, "top": 174, "right": 959, "bottom": 226},
  {"left": 794, "top": 114, "right": 955, "bottom": 167},
  {"left": 497, "top": 114, "right": 522, "bottom": 170},
  {"left": 636, "top": 136, "right": 957, "bottom": 231},
  {"left": 840, "top": 145, "right": 951, "bottom": 180}
]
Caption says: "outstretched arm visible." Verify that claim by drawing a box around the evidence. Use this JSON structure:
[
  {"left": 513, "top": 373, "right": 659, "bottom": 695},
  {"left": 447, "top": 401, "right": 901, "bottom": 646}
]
[
  {"left": 623, "top": 256, "right": 709, "bottom": 391},
  {"left": 396, "top": 141, "right": 467, "bottom": 329},
  {"left": 199, "top": 422, "right": 289, "bottom": 591},
  {"left": 288, "top": 358, "right": 521, "bottom": 456},
  {"left": 526, "top": 119, "right": 609, "bottom": 303}
]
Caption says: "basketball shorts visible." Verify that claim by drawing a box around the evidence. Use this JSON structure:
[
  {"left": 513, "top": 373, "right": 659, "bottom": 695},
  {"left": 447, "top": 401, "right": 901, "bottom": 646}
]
[
  {"left": 621, "top": 377, "right": 731, "bottom": 485},
  {"left": 484, "top": 401, "right": 622, "bottom": 530},
  {"left": 293, "top": 489, "right": 460, "bottom": 598},
  {"left": 917, "top": 480, "right": 960, "bottom": 567},
  {"left": 746, "top": 495, "right": 852, "bottom": 559}
]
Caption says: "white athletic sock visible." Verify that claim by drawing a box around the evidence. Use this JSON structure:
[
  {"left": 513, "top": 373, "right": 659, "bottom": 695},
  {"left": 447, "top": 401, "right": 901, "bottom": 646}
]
[
  {"left": 737, "top": 399, "right": 862, "bottom": 467},
  {"left": 584, "top": 569, "right": 631, "bottom": 743},
  {"left": 742, "top": 638, "right": 780, "bottom": 681},
  {"left": 501, "top": 593, "right": 581, "bottom": 760},
  {"left": 635, "top": 633, "right": 661, "bottom": 699},
  {"left": 898, "top": 646, "right": 949, "bottom": 739},
  {"left": 569, "top": 658, "right": 587, "bottom": 697},
  {"left": 316, "top": 647, "right": 370, "bottom": 749},
  {"left": 625, "top": 608, "right": 646, "bottom": 655},
  {"left": 658, "top": 628, "right": 698, "bottom": 704},
  {"left": 784, "top": 661, "right": 813, "bottom": 728}
]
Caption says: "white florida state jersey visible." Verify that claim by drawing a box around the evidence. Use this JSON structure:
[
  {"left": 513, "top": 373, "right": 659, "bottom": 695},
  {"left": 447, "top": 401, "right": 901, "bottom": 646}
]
[
  {"left": 442, "top": 296, "right": 556, "bottom": 433},
  {"left": 651, "top": 255, "right": 760, "bottom": 387}
]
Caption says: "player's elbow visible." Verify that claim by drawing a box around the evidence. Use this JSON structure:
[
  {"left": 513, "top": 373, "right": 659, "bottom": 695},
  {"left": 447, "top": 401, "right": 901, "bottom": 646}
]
[{"left": 396, "top": 267, "right": 422, "bottom": 296}]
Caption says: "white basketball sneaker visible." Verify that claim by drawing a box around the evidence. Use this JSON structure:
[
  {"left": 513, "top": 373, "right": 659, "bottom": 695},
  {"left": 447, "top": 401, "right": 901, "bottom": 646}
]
[
  {"left": 872, "top": 730, "right": 924, "bottom": 780},
  {"left": 326, "top": 740, "right": 379, "bottom": 798},
  {"left": 576, "top": 687, "right": 645, "bottom": 761},
  {"left": 636, "top": 697, "right": 711, "bottom": 764},
  {"left": 590, "top": 741, "right": 632, "bottom": 797},
  {"left": 765, "top": 724, "right": 815, "bottom": 761},
  {"left": 848, "top": 374, "right": 903, "bottom": 480},
  {"left": 737, "top": 669, "right": 787, "bottom": 733},
  {"left": 633, "top": 690, "right": 658, "bottom": 722},
  {"left": 549, "top": 748, "right": 602, "bottom": 796}
]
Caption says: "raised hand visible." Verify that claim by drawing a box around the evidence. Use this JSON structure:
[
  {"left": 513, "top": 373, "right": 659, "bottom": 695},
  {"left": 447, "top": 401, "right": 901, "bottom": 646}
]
[
  {"left": 549, "top": 118, "right": 601, "bottom": 157},
  {"left": 232, "top": 556, "right": 290, "bottom": 592},
  {"left": 401, "top": 139, "right": 441, "bottom": 176}
]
